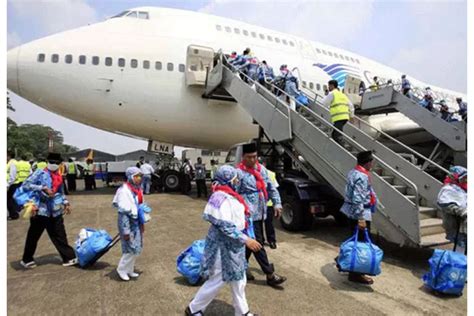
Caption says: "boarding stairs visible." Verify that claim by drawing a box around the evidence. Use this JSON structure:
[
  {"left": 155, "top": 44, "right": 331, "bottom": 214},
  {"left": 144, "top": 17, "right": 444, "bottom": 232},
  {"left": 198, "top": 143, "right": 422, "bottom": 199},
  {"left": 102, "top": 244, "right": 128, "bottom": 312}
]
[
  {"left": 203, "top": 51, "right": 451, "bottom": 247},
  {"left": 359, "top": 86, "right": 466, "bottom": 152}
]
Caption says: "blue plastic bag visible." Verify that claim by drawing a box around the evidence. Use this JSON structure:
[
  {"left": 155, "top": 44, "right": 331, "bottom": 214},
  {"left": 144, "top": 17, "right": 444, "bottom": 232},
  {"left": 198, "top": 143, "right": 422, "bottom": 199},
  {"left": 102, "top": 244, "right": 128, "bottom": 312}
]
[
  {"left": 13, "top": 186, "right": 40, "bottom": 207},
  {"left": 337, "top": 228, "right": 384, "bottom": 276},
  {"left": 75, "top": 228, "right": 113, "bottom": 267},
  {"left": 138, "top": 203, "right": 152, "bottom": 225},
  {"left": 296, "top": 94, "right": 309, "bottom": 107},
  {"left": 423, "top": 249, "right": 467, "bottom": 296},
  {"left": 176, "top": 239, "right": 206, "bottom": 285}
]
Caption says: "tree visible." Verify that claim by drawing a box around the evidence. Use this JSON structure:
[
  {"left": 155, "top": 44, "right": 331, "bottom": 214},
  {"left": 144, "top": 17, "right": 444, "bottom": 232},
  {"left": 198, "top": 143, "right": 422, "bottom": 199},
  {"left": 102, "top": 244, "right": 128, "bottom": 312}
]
[
  {"left": 7, "top": 118, "right": 79, "bottom": 159},
  {"left": 7, "top": 91, "right": 15, "bottom": 112}
]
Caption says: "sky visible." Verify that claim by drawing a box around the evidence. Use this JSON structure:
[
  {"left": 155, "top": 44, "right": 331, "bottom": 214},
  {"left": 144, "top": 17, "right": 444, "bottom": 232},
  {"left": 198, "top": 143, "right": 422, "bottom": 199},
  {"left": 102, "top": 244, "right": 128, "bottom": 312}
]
[{"left": 6, "top": 0, "right": 467, "bottom": 155}]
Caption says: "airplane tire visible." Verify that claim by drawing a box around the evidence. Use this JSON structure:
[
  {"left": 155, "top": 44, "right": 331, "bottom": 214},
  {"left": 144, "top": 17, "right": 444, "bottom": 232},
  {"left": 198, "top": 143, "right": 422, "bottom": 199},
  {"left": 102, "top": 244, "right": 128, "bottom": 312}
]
[
  {"left": 162, "top": 170, "right": 181, "bottom": 192},
  {"left": 280, "top": 195, "right": 313, "bottom": 231}
]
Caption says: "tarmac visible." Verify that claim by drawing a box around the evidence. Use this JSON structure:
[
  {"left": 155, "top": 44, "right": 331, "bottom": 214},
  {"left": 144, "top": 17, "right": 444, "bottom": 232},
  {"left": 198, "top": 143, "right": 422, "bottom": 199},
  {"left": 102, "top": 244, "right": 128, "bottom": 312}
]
[{"left": 7, "top": 182, "right": 467, "bottom": 315}]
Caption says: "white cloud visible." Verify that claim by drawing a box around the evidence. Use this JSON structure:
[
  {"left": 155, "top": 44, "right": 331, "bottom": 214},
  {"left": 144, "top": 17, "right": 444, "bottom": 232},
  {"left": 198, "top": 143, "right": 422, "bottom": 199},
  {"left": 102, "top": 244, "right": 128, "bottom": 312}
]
[
  {"left": 7, "top": 31, "right": 22, "bottom": 49},
  {"left": 199, "top": 0, "right": 375, "bottom": 47},
  {"left": 9, "top": 0, "right": 99, "bottom": 36}
]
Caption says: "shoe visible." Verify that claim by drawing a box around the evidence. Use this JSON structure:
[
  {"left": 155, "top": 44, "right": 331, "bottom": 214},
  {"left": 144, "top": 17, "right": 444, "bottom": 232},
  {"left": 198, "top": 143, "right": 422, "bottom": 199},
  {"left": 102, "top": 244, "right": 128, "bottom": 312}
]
[
  {"left": 117, "top": 269, "right": 130, "bottom": 281},
  {"left": 62, "top": 258, "right": 78, "bottom": 267},
  {"left": 129, "top": 271, "right": 140, "bottom": 278},
  {"left": 8, "top": 216, "right": 19, "bottom": 221},
  {"left": 269, "top": 242, "right": 277, "bottom": 249},
  {"left": 246, "top": 271, "right": 255, "bottom": 281},
  {"left": 185, "top": 306, "right": 203, "bottom": 315},
  {"left": 243, "top": 312, "right": 259, "bottom": 316},
  {"left": 348, "top": 273, "right": 374, "bottom": 285},
  {"left": 266, "top": 273, "right": 287, "bottom": 287},
  {"left": 20, "top": 260, "right": 37, "bottom": 269}
]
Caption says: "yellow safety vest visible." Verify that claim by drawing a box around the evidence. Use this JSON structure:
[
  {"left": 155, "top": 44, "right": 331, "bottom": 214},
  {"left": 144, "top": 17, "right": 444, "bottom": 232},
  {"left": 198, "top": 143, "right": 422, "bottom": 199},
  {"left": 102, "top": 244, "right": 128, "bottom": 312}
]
[
  {"left": 7, "top": 159, "right": 17, "bottom": 181},
  {"left": 15, "top": 160, "right": 31, "bottom": 184},
  {"left": 68, "top": 162, "right": 76, "bottom": 174},
  {"left": 330, "top": 90, "right": 351, "bottom": 123},
  {"left": 36, "top": 162, "right": 47, "bottom": 170},
  {"left": 267, "top": 170, "right": 277, "bottom": 207}
]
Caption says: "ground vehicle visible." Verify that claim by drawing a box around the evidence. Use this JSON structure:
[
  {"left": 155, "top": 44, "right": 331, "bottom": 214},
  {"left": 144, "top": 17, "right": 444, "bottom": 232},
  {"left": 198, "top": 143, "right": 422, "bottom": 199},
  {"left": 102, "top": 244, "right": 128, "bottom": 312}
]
[{"left": 225, "top": 142, "right": 344, "bottom": 231}]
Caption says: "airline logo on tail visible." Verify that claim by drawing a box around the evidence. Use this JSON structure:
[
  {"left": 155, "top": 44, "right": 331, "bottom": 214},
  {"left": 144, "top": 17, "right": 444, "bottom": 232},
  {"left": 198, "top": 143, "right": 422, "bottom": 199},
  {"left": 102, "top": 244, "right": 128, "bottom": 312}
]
[{"left": 314, "top": 63, "right": 360, "bottom": 88}]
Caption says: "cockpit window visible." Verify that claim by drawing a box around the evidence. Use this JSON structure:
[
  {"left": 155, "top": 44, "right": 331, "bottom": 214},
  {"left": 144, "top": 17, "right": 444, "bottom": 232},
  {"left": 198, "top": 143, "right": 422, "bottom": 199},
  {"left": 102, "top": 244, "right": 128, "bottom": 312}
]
[
  {"left": 126, "top": 11, "right": 138, "bottom": 18},
  {"left": 138, "top": 11, "right": 149, "bottom": 19},
  {"left": 111, "top": 11, "right": 129, "bottom": 18}
]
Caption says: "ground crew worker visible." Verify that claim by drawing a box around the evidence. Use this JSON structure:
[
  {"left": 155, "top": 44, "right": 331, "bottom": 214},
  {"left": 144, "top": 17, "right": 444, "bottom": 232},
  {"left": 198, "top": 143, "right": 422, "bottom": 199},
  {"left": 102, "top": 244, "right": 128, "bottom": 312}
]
[
  {"left": 8, "top": 154, "right": 32, "bottom": 219},
  {"left": 67, "top": 158, "right": 77, "bottom": 192},
  {"left": 210, "top": 160, "right": 218, "bottom": 181},
  {"left": 262, "top": 160, "right": 278, "bottom": 249},
  {"left": 59, "top": 162, "right": 69, "bottom": 195},
  {"left": 84, "top": 158, "right": 95, "bottom": 191},
  {"left": 140, "top": 160, "right": 155, "bottom": 195},
  {"left": 339, "top": 151, "right": 378, "bottom": 285},
  {"left": 194, "top": 157, "right": 208, "bottom": 198},
  {"left": 7, "top": 151, "right": 20, "bottom": 220},
  {"left": 369, "top": 76, "right": 380, "bottom": 91},
  {"left": 136, "top": 156, "right": 145, "bottom": 168},
  {"left": 322, "top": 80, "right": 354, "bottom": 145},
  {"left": 181, "top": 159, "right": 193, "bottom": 195}
]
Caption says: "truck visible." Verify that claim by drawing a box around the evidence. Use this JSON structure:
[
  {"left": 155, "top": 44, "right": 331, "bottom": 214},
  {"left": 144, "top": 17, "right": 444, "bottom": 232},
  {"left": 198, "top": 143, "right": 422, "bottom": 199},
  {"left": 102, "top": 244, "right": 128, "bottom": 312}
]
[{"left": 225, "top": 141, "right": 345, "bottom": 231}]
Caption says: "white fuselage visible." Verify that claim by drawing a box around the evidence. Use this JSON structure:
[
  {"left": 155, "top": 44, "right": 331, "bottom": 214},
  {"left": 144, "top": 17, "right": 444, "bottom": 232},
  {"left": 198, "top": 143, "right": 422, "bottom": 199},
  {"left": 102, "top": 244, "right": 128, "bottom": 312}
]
[{"left": 7, "top": 7, "right": 465, "bottom": 149}]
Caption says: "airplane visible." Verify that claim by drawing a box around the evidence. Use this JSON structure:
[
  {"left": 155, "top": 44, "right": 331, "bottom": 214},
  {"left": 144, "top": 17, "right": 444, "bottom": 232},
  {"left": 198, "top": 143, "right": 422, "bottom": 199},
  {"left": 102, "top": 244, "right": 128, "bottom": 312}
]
[{"left": 7, "top": 6, "right": 466, "bottom": 151}]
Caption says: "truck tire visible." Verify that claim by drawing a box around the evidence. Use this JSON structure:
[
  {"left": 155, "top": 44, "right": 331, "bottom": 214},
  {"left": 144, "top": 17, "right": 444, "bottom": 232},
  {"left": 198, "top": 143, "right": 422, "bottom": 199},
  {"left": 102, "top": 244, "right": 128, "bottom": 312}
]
[
  {"left": 280, "top": 195, "right": 313, "bottom": 231},
  {"left": 162, "top": 170, "right": 181, "bottom": 192}
]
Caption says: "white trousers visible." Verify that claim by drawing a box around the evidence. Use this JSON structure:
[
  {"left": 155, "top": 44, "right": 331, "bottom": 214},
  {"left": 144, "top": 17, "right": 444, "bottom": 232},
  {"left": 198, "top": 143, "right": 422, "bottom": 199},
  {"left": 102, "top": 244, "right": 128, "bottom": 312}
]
[
  {"left": 117, "top": 253, "right": 138, "bottom": 275},
  {"left": 189, "top": 255, "right": 249, "bottom": 316}
]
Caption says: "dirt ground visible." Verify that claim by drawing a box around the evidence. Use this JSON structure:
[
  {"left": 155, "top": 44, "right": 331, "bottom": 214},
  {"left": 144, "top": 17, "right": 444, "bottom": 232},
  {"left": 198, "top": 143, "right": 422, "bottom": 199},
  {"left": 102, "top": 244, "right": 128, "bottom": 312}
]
[{"left": 7, "top": 182, "right": 467, "bottom": 315}]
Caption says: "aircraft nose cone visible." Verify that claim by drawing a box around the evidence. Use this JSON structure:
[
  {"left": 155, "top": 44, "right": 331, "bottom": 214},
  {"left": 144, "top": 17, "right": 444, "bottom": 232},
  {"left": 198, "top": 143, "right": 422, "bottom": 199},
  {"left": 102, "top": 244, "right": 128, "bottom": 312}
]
[{"left": 7, "top": 47, "right": 20, "bottom": 94}]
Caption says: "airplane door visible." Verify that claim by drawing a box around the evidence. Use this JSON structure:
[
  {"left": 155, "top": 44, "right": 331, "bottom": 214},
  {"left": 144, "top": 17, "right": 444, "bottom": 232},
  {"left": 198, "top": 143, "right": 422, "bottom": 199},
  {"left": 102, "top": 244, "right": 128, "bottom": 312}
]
[
  {"left": 186, "top": 45, "right": 215, "bottom": 86},
  {"left": 297, "top": 39, "right": 316, "bottom": 59},
  {"left": 344, "top": 74, "right": 362, "bottom": 107}
]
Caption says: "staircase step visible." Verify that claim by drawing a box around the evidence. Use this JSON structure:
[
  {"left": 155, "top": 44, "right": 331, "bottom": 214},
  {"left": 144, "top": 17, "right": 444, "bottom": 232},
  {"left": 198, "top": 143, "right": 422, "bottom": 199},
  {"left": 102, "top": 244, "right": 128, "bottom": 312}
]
[
  {"left": 420, "top": 218, "right": 444, "bottom": 236},
  {"left": 404, "top": 195, "right": 417, "bottom": 203},
  {"left": 392, "top": 184, "right": 407, "bottom": 194},
  {"left": 380, "top": 175, "right": 394, "bottom": 184},
  {"left": 419, "top": 206, "right": 438, "bottom": 220},
  {"left": 421, "top": 233, "right": 451, "bottom": 247}
]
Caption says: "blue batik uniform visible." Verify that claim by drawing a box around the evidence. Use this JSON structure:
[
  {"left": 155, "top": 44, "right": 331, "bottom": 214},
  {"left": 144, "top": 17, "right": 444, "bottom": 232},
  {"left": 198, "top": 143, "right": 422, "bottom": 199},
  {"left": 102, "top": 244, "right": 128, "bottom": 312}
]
[
  {"left": 237, "top": 165, "right": 282, "bottom": 221},
  {"left": 340, "top": 168, "right": 378, "bottom": 221},
  {"left": 22, "top": 169, "right": 68, "bottom": 217},
  {"left": 201, "top": 191, "right": 249, "bottom": 282},
  {"left": 257, "top": 64, "right": 274, "bottom": 81}
]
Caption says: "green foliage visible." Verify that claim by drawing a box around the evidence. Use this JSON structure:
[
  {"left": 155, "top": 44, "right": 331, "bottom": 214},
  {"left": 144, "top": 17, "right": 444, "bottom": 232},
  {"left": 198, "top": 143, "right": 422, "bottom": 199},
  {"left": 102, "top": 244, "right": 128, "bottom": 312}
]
[{"left": 7, "top": 118, "right": 79, "bottom": 159}]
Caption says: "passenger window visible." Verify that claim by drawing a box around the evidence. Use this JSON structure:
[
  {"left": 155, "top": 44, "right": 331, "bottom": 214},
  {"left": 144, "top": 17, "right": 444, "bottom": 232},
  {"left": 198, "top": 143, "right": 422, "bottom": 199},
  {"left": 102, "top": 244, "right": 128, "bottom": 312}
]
[
  {"left": 323, "top": 85, "right": 328, "bottom": 91},
  {"left": 143, "top": 60, "right": 150, "bottom": 69},
  {"left": 51, "top": 54, "right": 59, "bottom": 63},
  {"left": 302, "top": 81, "right": 307, "bottom": 88},
  {"left": 92, "top": 56, "right": 99, "bottom": 65},
  {"left": 126, "top": 11, "right": 138, "bottom": 18},
  {"left": 267, "top": 35, "right": 273, "bottom": 41},
  {"left": 190, "top": 65, "right": 197, "bottom": 71},
  {"left": 179, "top": 64, "right": 185, "bottom": 72},
  {"left": 105, "top": 57, "right": 112, "bottom": 66},
  {"left": 275, "top": 38, "right": 280, "bottom": 43},
  {"left": 155, "top": 61, "right": 162, "bottom": 70},
  {"left": 243, "top": 30, "right": 249, "bottom": 36},
  {"left": 309, "top": 82, "right": 314, "bottom": 89},
  {"left": 289, "top": 41, "right": 295, "bottom": 46},
  {"left": 345, "top": 56, "right": 350, "bottom": 61},
  {"left": 79, "top": 55, "right": 86, "bottom": 64},
  {"left": 350, "top": 57, "right": 355, "bottom": 62},
  {"left": 356, "top": 59, "right": 360, "bottom": 64},
  {"left": 167, "top": 63, "right": 173, "bottom": 71},
  {"left": 234, "top": 28, "right": 240, "bottom": 34},
  {"left": 118, "top": 58, "right": 125, "bottom": 67},
  {"left": 322, "top": 50, "right": 327, "bottom": 55},
  {"left": 131, "top": 59, "right": 138, "bottom": 68},
  {"left": 251, "top": 31, "right": 256, "bottom": 38},
  {"left": 37, "top": 53, "right": 45, "bottom": 62},
  {"left": 316, "top": 83, "right": 321, "bottom": 91},
  {"left": 225, "top": 26, "right": 231, "bottom": 33},
  {"left": 316, "top": 48, "right": 321, "bottom": 53},
  {"left": 216, "top": 25, "right": 222, "bottom": 31},
  {"left": 282, "top": 39, "right": 288, "bottom": 45},
  {"left": 334, "top": 54, "right": 339, "bottom": 59},
  {"left": 328, "top": 51, "right": 333, "bottom": 57},
  {"left": 259, "top": 34, "right": 265, "bottom": 40},
  {"left": 138, "top": 11, "right": 149, "bottom": 19},
  {"left": 65, "top": 54, "right": 72, "bottom": 64}
]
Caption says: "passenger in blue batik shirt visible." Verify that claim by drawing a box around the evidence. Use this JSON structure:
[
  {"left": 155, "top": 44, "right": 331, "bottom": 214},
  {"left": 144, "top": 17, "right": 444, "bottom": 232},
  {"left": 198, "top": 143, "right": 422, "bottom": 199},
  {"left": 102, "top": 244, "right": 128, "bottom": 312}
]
[
  {"left": 186, "top": 165, "right": 261, "bottom": 316},
  {"left": 340, "top": 150, "right": 378, "bottom": 285},
  {"left": 236, "top": 142, "right": 287, "bottom": 288},
  {"left": 20, "top": 152, "right": 77, "bottom": 269},
  {"left": 113, "top": 167, "right": 151, "bottom": 281}
]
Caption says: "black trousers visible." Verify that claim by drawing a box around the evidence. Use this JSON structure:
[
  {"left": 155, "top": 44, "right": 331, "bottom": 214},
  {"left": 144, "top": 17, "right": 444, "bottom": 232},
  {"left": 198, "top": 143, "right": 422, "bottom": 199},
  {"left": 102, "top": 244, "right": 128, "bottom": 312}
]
[
  {"left": 264, "top": 206, "right": 276, "bottom": 243},
  {"left": 196, "top": 179, "right": 208, "bottom": 198},
  {"left": 181, "top": 174, "right": 192, "bottom": 194},
  {"left": 84, "top": 175, "right": 93, "bottom": 190},
  {"left": 246, "top": 220, "right": 275, "bottom": 275},
  {"left": 62, "top": 177, "right": 69, "bottom": 195},
  {"left": 332, "top": 119, "right": 348, "bottom": 145},
  {"left": 7, "top": 183, "right": 21, "bottom": 219},
  {"left": 67, "top": 174, "right": 76, "bottom": 192},
  {"left": 22, "top": 215, "right": 76, "bottom": 263}
]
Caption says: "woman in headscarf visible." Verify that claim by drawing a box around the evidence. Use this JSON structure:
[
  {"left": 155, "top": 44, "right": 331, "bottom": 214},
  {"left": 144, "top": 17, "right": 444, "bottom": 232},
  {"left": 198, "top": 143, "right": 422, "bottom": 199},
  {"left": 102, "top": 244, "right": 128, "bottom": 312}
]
[
  {"left": 113, "top": 167, "right": 147, "bottom": 281},
  {"left": 437, "top": 166, "right": 467, "bottom": 253},
  {"left": 186, "top": 165, "right": 261, "bottom": 316}
]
